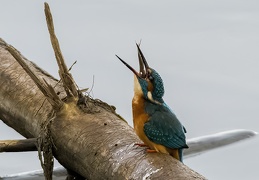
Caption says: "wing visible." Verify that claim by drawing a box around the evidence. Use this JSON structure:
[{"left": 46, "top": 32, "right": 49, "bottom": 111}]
[{"left": 144, "top": 106, "right": 188, "bottom": 149}]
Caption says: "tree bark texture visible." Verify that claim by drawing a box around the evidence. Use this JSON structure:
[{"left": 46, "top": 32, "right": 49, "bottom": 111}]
[{"left": 0, "top": 38, "right": 206, "bottom": 179}]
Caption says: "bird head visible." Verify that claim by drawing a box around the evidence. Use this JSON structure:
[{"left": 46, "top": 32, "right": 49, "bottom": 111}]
[{"left": 116, "top": 44, "right": 164, "bottom": 104}]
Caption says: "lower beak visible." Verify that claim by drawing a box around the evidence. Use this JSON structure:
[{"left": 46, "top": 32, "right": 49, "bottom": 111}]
[{"left": 115, "top": 55, "right": 140, "bottom": 77}]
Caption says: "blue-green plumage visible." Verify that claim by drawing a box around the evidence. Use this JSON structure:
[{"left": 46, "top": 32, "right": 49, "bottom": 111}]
[
  {"left": 144, "top": 102, "right": 187, "bottom": 148},
  {"left": 144, "top": 101, "right": 188, "bottom": 161},
  {"left": 137, "top": 68, "right": 164, "bottom": 103},
  {"left": 142, "top": 69, "right": 188, "bottom": 162},
  {"left": 116, "top": 44, "right": 188, "bottom": 162},
  {"left": 148, "top": 68, "right": 164, "bottom": 101}
]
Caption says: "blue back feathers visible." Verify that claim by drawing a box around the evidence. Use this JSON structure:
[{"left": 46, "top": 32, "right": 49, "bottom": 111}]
[{"left": 144, "top": 101, "right": 188, "bottom": 149}]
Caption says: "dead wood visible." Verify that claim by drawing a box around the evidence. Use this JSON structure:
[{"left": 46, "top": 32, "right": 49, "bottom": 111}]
[
  {"left": 44, "top": 2, "right": 78, "bottom": 98},
  {"left": 0, "top": 3, "right": 206, "bottom": 180}
]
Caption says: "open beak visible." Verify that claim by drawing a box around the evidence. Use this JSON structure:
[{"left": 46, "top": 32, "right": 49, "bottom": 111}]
[{"left": 116, "top": 44, "right": 150, "bottom": 79}]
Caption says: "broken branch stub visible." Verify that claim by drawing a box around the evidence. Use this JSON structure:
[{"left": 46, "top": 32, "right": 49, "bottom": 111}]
[{"left": 44, "top": 2, "right": 78, "bottom": 99}]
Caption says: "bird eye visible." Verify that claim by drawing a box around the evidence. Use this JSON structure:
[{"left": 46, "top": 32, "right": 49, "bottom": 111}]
[{"left": 147, "top": 69, "right": 153, "bottom": 80}]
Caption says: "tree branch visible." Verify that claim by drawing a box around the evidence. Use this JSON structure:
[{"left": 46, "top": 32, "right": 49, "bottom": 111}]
[{"left": 0, "top": 138, "right": 37, "bottom": 152}]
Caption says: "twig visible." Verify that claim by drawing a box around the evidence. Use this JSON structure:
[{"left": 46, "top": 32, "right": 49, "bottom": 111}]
[{"left": 68, "top": 60, "right": 77, "bottom": 72}]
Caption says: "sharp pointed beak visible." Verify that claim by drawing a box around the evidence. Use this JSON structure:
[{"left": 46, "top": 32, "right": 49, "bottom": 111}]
[
  {"left": 115, "top": 55, "right": 140, "bottom": 77},
  {"left": 136, "top": 43, "right": 149, "bottom": 78},
  {"left": 116, "top": 44, "right": 150, "bottom": 79}
]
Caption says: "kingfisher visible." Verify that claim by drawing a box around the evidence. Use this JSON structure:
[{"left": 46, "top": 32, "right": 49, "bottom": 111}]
[{"left": 116, "top": 44, "right": 188, "bottom": 162}]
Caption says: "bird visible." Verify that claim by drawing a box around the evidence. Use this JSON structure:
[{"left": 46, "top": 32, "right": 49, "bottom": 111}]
[{"left": 116, "top": 44, "right": 188, "bottom": 162}]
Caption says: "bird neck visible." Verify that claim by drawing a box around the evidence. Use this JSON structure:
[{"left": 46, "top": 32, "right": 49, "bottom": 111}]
[
  {"left": 133, "top": 76, "right": 146, "bottom": 96},
  {"left": 133, "top": 92, "right": 164, "bottom": 107}
]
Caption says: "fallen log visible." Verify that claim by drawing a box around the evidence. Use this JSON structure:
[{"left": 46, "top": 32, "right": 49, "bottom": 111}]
[{"left": 0, "top": 3, "right": 205, "bottom": 180}]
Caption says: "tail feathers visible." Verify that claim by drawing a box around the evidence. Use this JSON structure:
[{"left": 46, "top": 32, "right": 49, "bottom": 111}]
[
  {"left": 178, "top": 148, "right": 183, "bottom": 162},
  {"left": 169, "top": 148, "right": 184, "bottom": 162}
]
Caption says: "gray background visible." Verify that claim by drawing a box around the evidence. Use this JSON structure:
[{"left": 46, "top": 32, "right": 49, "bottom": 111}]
[{"left": 0, "top": 1, "right": 259, "bottom": 179}]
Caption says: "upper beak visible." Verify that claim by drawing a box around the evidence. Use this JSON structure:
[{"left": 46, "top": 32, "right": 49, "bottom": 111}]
[{"left": 116, "top": 44, "right": 150, "bottom": 78}]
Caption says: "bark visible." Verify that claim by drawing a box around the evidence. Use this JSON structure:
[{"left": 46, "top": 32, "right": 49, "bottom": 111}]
[{"left": 0, "top": 38, "right": 205, "bottom": 179}]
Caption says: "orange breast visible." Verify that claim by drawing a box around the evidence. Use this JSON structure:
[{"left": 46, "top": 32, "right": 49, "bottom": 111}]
[
  {"left": 132, "top": 95, "right": 149, "bottom": 142},
  {"left": 132, "top": 95, "right": 179, "bottom": 159},
  {"left": 132, "top": 95, "right": 161, "bottom": 151}
]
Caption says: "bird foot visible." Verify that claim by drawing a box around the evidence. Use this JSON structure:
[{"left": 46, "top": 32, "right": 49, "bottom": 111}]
[
  {"left": 146, "top": 149, "right": 157, "bottom": 153},
  {"left": 134, "top": 143, "right": 148, "bottom": 147}
]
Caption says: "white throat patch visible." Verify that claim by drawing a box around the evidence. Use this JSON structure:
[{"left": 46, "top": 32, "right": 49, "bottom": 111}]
[{"left": 147, "top": 91, "right": 162, "bottom": 105}]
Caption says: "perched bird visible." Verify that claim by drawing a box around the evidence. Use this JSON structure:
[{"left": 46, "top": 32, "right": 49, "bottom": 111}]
[{"left": 116, "top": 44, "right": 188, "bottom": 162}]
